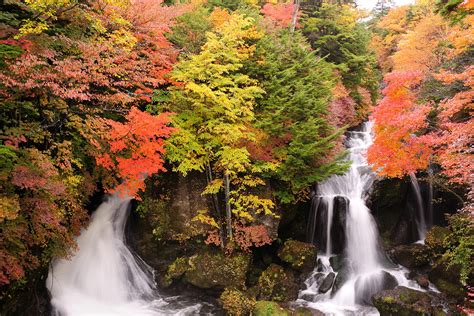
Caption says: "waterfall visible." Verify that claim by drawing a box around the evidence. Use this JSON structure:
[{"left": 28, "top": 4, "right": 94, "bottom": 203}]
[
  {"left": 300, "top": 122, "right": 421, "bottom": 314},
  {"left": 409, "top": 172, "right": 427, "bottom": 241},
  {"left": 46, "top": 196, "right": 204, "bottom": 315}
]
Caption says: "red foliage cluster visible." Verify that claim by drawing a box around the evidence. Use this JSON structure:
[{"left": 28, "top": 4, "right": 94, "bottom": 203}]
[
  {"left": 204, "top": 222, "right": 272, "bottom": 252},
  {"left": 261, "top": 3, "right": 296, "bottom": 29},
  {"left": 1, "top": 149, "right": 88, "bottom": 286},
  {"left": 92, "top": 107, "right": 175, "bottom": 198},
  {"left": 368, "top": 71, "right": 432, "bottom": 177}
]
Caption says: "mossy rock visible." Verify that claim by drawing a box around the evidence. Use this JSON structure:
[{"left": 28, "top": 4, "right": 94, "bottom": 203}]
[
  {"left": 257, "top": 264, "right": 299, "bottom": 302},
  {"left": 220, "top": 288, "right": 255, "bottom": 316},
  {"left": 389, "top": 244, "right": 429, "bottom": 268},
  {"left": 277, "top": 240, "right": 317, "bottom": 272},
  {"left": 163, "top": 257, "right": 190, "bottom": 287},
  {"left": 183, "top": 250, "right": 251, "bottom": 290},
  {"left": 253, "top": 301, "right": 290, "bottom": 316},
  {"left": 428, "top": 258, "right": 465, "bottom": 302},
  {"left": 425, "top": 226, "right": 450, "bottom": 256},
  {"left": 372, "top": 286, "right": 441, "bottom": 316}
]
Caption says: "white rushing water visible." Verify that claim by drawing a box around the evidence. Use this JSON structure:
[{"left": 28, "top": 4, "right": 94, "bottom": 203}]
[
  {"left": 46, "top": 196, "right": 205, "bottom": 316},
  {"left": 298, "top": 122, "right": 424, "bottom": 315}
]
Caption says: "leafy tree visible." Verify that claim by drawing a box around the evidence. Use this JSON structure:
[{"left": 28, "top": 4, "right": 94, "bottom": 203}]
[{"left": 166, "top": 10, "right": 274, "bottom": 245}]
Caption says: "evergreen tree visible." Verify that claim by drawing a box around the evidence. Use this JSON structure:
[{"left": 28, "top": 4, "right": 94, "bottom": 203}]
[{"left": 249, "top": 31, "right": 349, "bottom": 203}]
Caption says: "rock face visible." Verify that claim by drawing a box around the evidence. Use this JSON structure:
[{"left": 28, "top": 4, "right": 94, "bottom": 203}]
[
  {"left": 318, "top": 272, "right": 335, "bottom": 294},
  {"left": 389, "top": 244, "right": 429, "bottom": 268},
  {"left": 306, "top": 195, "right": 348, "bottom": 254},
  {"left": 372, "top": 286, "right": 442, "bottom": 316},
  {"left": 278, "top": 240, "right": 317, "bottom": 272},
  {"left": 257, "top": 264, "right": 299, "bottom": 302},
  {"left": 354, "top": 271, "right": 398, "bottom": 305},
  {"left": 164, "top": 250, "right": 251, "bottom": 290}
]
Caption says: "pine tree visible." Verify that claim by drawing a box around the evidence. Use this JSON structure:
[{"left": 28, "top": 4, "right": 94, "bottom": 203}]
[{"left": 249, "top": 31, "right": 349, "bottom": 203}]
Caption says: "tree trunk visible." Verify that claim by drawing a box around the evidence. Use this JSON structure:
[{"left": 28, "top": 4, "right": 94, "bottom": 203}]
[
  {"left": 224, "top": 172, "right": 233, "bottom": 240},
  {"left": 206, "top": 161, "right": 225, "bottom": 248},
  {"left": 290, "top": 0, "right": 301, "bottom": 33}
]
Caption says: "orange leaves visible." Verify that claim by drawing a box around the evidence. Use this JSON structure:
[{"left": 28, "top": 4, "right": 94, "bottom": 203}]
[
  {"left": 93, "top": 107, "right": 175, "bottom": 198},
  {"left": 368, "top": 71, "right": 432, "bottom": 178}
]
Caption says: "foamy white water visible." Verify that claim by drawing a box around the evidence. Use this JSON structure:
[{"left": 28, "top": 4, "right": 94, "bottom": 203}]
[
  {"left": 46, "top": 196, "right": 205, "bottom": 316},
  {"left": 299, "top": 122, "right": 425, "bottom": 315}
]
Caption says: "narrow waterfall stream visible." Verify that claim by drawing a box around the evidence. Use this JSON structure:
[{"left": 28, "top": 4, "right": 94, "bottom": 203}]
[
  {"left": 299, "top": 122, "right": 425, "bottom": 315},
  {"left": 46, "top": 196, "right": 209, "bottom": 316}
]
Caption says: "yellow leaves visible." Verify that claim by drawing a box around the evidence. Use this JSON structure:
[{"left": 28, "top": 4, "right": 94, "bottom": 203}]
[
  {"left": 109, "top": 28, "right": 137, "bottom": 50},
  {"left": 0, "top": 194, "right": 20, "bottom": 221},
  {"left": 209, "top": 7, "right": 231, "bottom": 28},
  {"left": 392, "top": 13, "right": 447, "bottom": 73},
  {"left": 16, "top": 20, "right": 49, "bottom": 38},
  {"left": 203, "top": 179, "right": 224, "bottom": 195},
  {"left": 192, "top": 209, "right": 219, "bottom": 228},
  {"left": 447, "top": 15, "right": 474, "bottom": 56}
]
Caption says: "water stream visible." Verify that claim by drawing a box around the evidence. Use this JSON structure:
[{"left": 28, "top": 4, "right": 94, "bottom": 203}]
[
  {"left": 46, "top": 196, "right": 209, "bottom": 316},
  {"left": 299, "top": 122, "right": 424, "bottom": 315}
]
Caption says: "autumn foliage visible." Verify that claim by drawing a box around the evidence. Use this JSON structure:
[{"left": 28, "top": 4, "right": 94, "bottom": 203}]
[{"left": 91, "top": 108, "right": 174, "bottom": 198}]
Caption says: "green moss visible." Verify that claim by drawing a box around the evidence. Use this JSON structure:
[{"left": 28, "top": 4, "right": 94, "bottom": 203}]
[
  {"left": 163, "top": 257, "right": 190, "bottom": 287},
  {"left": 253, "top": 301, "right": 290, "bottom": 316},
  {"left": 257, "top": 264, "right": 298, "bottom": 302},
  {"left": 277, "top": 240, "right": 317, "bottom": 272},
  {"left": 184, "top": 250, "right": 251, "bottom": 290},
  {"left": 220, "top": 288, "right": 256, "bottom": 316}
]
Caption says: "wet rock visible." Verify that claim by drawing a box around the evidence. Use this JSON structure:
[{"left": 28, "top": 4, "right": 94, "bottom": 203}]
[
  {"left": 414, "top": 275, "right": 430, "bottom": 289},
  {"left": 278, "top": 240, "right": 317, "bottom": 272},
  {"left": 331, "top": 196, "right": 349, "bottom": 254},
  {"left": 293, "top": 306, "right": 325, "bottom": 316},
  {"left": 167, "top": 250, "right": 250, "bottom": 290},
  {"left": 318, "top": 272, "right": 335, "bottom": 294},
  {"left": 355, "top": 271, "right": 398, "bottom": 305},
  {"left": 372, "top": 286, "right": 442, "bottom": 316},
  {"left": 257, "top": 264, "right": 299, "bottom": 302},
  {"left": 389, "top": 244, "right": 429, "bottom": 268},
  {"left": 428, "top": 258, "right": 465, "bottom": 302},
  {"left": 329, "top": 255, "right": 345, "bottom": 272},
  {"left": 253, "top": 301, "right": 290, "bottom": 316},
  {"left": 331, "top": 268, "right": 350, "bottom": 295}
]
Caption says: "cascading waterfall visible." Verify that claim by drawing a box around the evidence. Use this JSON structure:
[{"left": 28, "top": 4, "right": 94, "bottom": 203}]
[
  {"left": 409, "top": 172, "right": 427, "bottom": 241},
  {"left": 46, "top": 196, "right": 205, "bottom": 316},
  {"left": 299, "top": 122, "right": 423, "bottom": 315}
]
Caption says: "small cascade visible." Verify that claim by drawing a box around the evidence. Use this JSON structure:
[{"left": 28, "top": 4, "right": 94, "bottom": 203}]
[
  {"left": 409, "top": 172, "right": 427, "bottom": 241},
  {"left": 299, "top": 122, "right": 423, "bottom": 314},
  {"left": 47, "top": 196, "right": 207, "bottom": 316}
]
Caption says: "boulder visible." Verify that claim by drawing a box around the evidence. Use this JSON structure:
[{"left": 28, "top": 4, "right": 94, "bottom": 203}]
[
  {"left": 331, "top": 196, "right": 349, "bottom": 254},
  {"left": 329, "top": 255, "right": 345, "bottom": 272},
  {"left": 318, "top": 272, "right": 335, "bottom": 294},
  {"left": 257, "top": 264, "right": 299, "bottom": 302},
  {"left": 278, "top": 240, "right": 317, "bottom": 272},
  {"left": 414, "top": 275, "right": 430, "bottom": 289},
  {"left": 389, "top": 244, "right": 429, "bottom": 268},
  {"left": 372, "top": 286, "right": 443, "bottom": 316},
  {"left": 163, "top": 249, "right": 251, "bottom": 290},
  {"left": 355, "top": 271, "right": 398, "bottom": 305},
  {"left": 293, "top": 307, "right": 325, "bottom": 316},
  {"left": 331, "top": 268, "right": 350, "bottom": 295},
  {"left": 220, "top": 288, "right": 256, "bottom": 316},
  {"left": 253, "top": 301, "right": 290, "bottom": 316}
]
